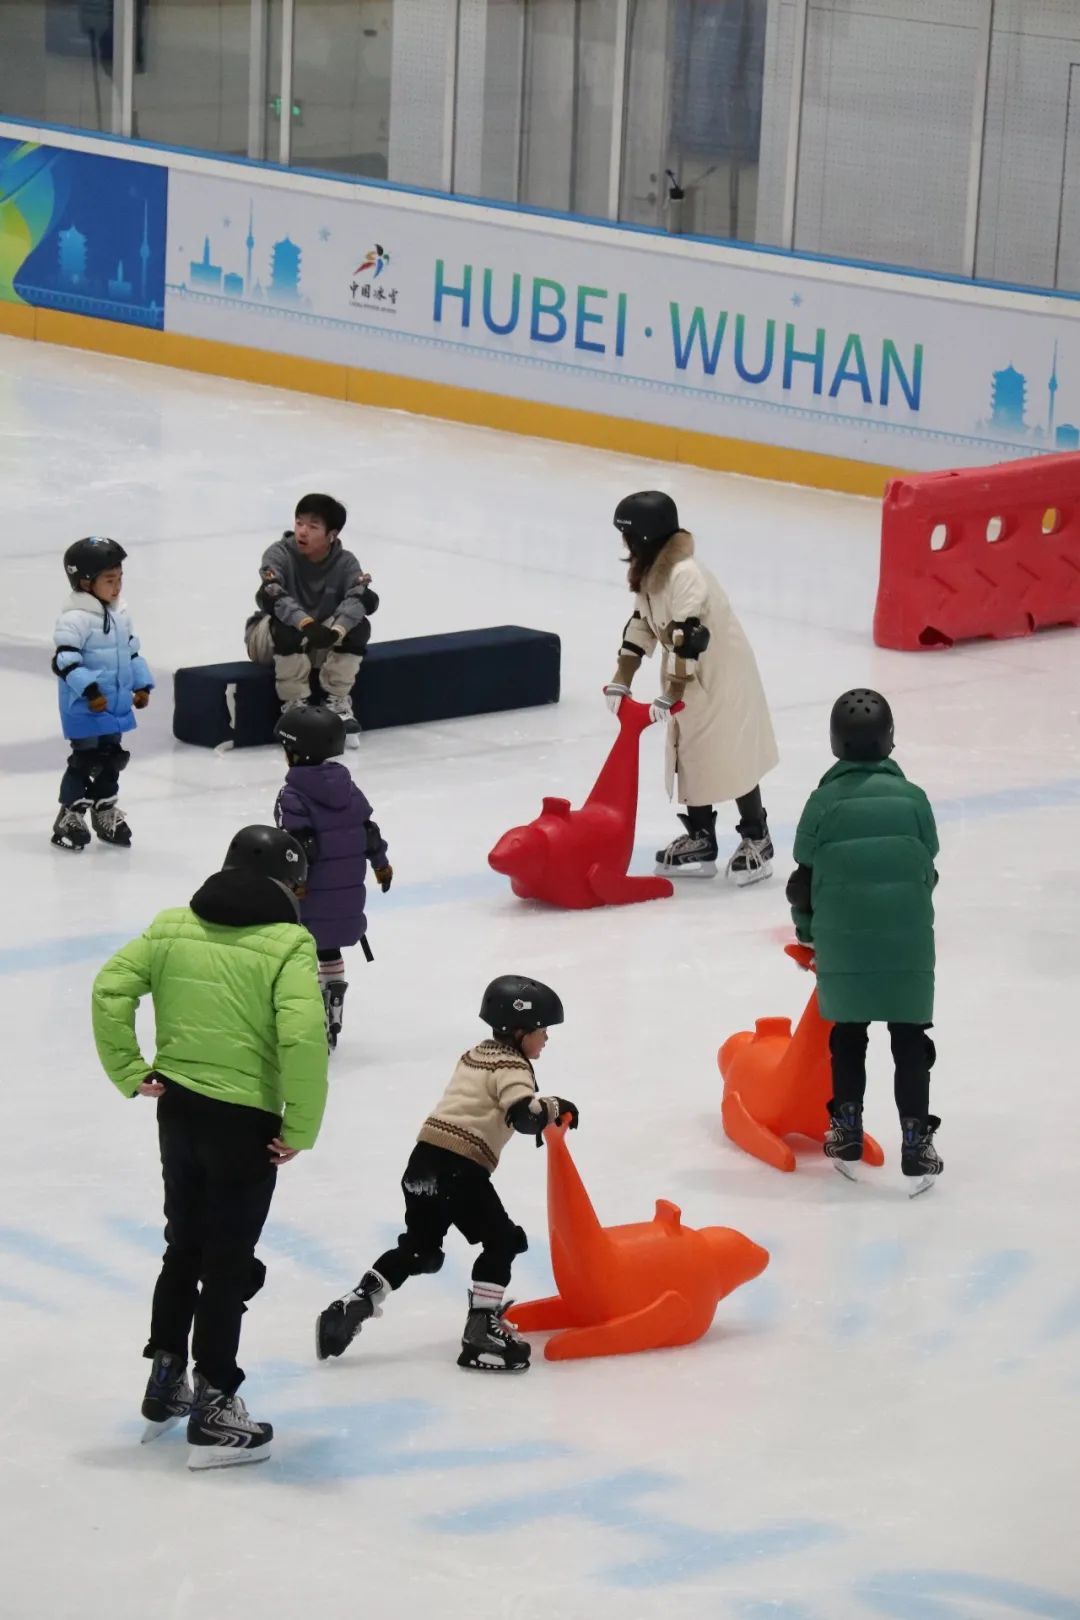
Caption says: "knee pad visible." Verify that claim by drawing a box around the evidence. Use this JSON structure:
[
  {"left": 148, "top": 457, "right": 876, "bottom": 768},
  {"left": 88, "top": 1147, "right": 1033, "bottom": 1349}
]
[
  {"left": 338, "top": 619, "right": 372, "bottom": 656},
  {"left": 65, "top": 750, "right": 100, "bottom": 791},
  {"left": 243, "top": 1257, "right": 267, "bottom": 1302},
  {"left": 269, "top": 618, "right": 305, "bottom": 655},
  {"left": 924, "top": 1034, "right": 937, "bottom": 1070},
  {"left": 397, "top": 1235, "right": 445, "bottom": 1276},
  {"left": 95, "top": 742, "right": 130, "bottom": 774}
]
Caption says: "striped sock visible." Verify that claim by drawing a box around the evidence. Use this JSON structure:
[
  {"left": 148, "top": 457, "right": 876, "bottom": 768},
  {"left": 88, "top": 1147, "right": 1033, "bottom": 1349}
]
[
  {"left": 470, "top": 1281, "right": 505, "bottom": 1311},
  {"left": 318, "top": 954, "right": 345, "bottom": 989}
]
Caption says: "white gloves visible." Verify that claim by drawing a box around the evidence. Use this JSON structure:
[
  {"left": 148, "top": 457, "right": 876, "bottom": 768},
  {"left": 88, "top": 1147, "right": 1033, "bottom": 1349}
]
[
  {"left": 603, "top": 683, "right": 631, "bottom": 715},
  {"left": 649, "top": 695, "right": 675, "bottom": 725}
]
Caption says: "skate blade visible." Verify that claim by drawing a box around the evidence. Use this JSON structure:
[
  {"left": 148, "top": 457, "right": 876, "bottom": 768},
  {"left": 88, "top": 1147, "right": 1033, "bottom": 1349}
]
[
  {"left": 830, "top": 1158, "right": 862, "bottom": 1182},
  {"left": 140, "top": 1414, "right": 185, "bottom": 1443},
  {"left": 728, "top": 862, "right": 773, "bottom": 888},
  {"left": 187, "top": 1441, "right": 273, "bottom": 1471},
  {"left": 908, "top": 1175, "right": 937, "bottom": 1199},
  {"left": 51, "top": 837, "right": 88, "bottom": 851},
  {"left": 456, "top": 1351, "right": 530, "bottom": 1372},
  {"left": 654, "top": 861, "right": 717, "bottom": 880}
]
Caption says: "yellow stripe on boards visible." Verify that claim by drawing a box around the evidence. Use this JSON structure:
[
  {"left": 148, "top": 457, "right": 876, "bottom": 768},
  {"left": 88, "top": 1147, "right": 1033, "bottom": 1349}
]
[{"left": 0, "top": 301, "right": 906, "bottom": 498}]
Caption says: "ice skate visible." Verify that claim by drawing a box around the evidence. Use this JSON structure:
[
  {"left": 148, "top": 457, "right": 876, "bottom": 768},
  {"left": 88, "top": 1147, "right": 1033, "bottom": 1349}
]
[
  {"left": 51, "top": 802, "right": 91, "bottom": 851},
  {"left": 457, "top": 1294, "right": 531, "bottom": 1373},
  {"left": 655, "top": 812, "right": 718, "bottom": 878},
  {"left": 824, "top": 1100, "right": 864, "bottom": 1180},
  {"left": 140, "top": 1349, "right": 193, "bottom": 1442},
  {"left": 186, "top": 1375, "right": 272, "bottom": 1469},
  {"left": 90, "top": 798, "right": 132, "bottom": 847},
  {"left": 726, "top": 834, "right": 774, "bottom": 887},
  {"left": 901, "top": 1115, "right": 943, "bottom": 1196},
  {"left": 323, "top": 693, "right": 360, "bottom": 749},
  {"left": 315, "top": 1271, "right": 387, "bottom": 1360},
  {"left": 323, "top": 980, "right": 348, "bottom": 1052}
]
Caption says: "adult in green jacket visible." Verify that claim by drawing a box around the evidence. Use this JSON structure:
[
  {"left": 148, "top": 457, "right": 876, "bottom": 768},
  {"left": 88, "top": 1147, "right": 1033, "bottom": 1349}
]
[
  {"left": 786, "top": 691, "right": 943, "bottom": 1182},
  {"left": 92, "top": 825, "right": 328, "bottom": 1470}
]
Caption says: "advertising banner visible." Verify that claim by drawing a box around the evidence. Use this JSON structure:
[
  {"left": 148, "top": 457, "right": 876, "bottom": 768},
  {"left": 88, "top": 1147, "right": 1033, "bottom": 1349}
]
[{"left": 0, "top": 135, "right": 166, "bottom": 328}]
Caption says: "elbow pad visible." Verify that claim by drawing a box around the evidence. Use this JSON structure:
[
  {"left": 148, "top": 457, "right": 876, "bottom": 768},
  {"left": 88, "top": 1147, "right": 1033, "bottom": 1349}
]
[{"left": 670, "top": 617, "right": 710, "bottom": 658}]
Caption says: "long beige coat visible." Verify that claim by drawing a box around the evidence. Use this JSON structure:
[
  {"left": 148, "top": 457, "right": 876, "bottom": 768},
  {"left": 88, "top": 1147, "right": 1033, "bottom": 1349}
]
[{"left": 614, "top": 531, "right": 779, "bottom": 806}]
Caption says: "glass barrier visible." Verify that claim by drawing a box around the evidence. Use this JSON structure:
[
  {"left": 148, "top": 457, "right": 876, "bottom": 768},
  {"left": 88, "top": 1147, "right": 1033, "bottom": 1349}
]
[
  {"left": 2, "top": 0, "right": 1080, "bottom": 299},
  {"left": 976, "top": 0, "right": 1080, "bottom": 293},
  {"left": 620, "top": 0, "right": 767, "bottom": 243}
]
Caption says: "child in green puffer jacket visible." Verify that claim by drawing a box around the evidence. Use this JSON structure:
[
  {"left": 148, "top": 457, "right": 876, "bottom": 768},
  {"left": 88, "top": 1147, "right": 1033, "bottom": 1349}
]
[{"left": 785, "top": 689, "right": 942, "bottom": 1184}]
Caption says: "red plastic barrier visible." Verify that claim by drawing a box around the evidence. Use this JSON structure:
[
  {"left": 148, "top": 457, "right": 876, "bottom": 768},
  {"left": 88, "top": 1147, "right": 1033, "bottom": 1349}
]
[{"left": 873, "top": 453, "right": 1080, "bottom": 650}]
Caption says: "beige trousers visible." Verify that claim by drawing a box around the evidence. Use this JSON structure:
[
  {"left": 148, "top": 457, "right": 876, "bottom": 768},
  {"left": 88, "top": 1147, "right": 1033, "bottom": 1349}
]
[{"left": 245, "top": 614, "right": 361, "bottom": 704}]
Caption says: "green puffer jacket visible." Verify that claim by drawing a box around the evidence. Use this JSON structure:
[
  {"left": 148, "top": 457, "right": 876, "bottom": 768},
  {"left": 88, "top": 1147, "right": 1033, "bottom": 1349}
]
[
  {"left": 790, "top": 759, "right": 938, "bottom": 1025},
  {"left": 92, "top": 869, "right": 328, "bottom": 1150}
]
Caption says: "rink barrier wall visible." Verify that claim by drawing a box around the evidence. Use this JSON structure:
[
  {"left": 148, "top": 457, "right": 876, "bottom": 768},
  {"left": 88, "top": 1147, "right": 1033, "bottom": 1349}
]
[
  {"left": 5, "top": 118, "right": 1080, "bottom": 499},
  {"left": 0, "top": 302, "right": 902, "bottom": 498}
]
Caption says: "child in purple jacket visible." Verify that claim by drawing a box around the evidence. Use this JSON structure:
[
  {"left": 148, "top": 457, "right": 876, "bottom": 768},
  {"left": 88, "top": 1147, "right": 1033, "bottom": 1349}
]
[{"left": 273, "top": 705, "right": 392, "bottom": 1049}]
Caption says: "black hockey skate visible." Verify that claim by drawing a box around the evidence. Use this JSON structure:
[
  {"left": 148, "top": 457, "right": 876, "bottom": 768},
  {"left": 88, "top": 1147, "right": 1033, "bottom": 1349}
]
[
  {"left": 901, "top": 1115, "right": 943, "bottom": 1195},
  {"left": 91, "top": 797, "right": 132, "bottom": 846},
  {"left": 726, "top": 834, "right": 774, "bottom": 887},
  {"left": 140, "top": 1349, "right": 193, "bottom": 1442},
  {"left": 186, "top": 1374, "right": 272, "bottom": 1470},
  {"left": 323, "top": 980, "right": 348, "bottom": 1051},
  {"left": 824, "top": 1100, "right": 864, "bottom": 1179},
  {"left": 457, "top": 1294, "right": 531, "bottom": 1373},
  {"left": 51, "top": 802, "right": 91, "bottom": 851},
  {"left": 315, "top": 1271, "right": 387, "bottom": 1360},
  {"left": 655, "top": 812, "right": 718, "bottom": 878}
]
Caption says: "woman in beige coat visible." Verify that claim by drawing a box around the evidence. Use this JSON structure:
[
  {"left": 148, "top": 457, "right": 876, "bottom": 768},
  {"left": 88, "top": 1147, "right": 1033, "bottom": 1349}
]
[{"left": 604, "top": 491, "right": 779, "bottom": 884}]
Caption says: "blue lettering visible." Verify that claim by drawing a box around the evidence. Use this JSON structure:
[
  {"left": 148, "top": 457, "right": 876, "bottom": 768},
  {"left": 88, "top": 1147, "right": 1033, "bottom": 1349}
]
[
  {"left": 433, "top": 260, "right": 471, "bottom": 328},
  {"left": 733, "top": 315, "right": 776, "bottom": 385},
  {"left": 670, "top": 304, "right": 728, "bottom": 375},
  {"left": 531, "top": 279, "right": 567, "bottom": 344},
  {"left": 829, "top": 333, "right": 873, "bottom": 403},
  {"left": 482, "top": 269, "right": 521, "bottom": 336},
  {"left": 783, "top": 323, "right": 826, "bottom": 395},
  {"left": 880, "top": 340, "right": 923, "bottom": 411},
  {"left": 575, "top": 285, "right": 607, "bottom": 355}
]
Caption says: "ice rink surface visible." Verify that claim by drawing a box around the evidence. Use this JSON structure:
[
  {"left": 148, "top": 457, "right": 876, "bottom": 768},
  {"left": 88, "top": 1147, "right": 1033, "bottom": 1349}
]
[{"left": 1, "top": 334, "right": 1079, "bottom": 1620}]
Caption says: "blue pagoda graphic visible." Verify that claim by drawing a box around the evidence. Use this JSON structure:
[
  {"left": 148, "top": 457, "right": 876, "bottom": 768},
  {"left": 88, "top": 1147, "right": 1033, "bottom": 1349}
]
[
  {"left": 58, "top": 223, "right": 88, "bottom": 286},
  {"left": 981, "top": 347, "right": 1078, "bottom": 450}
]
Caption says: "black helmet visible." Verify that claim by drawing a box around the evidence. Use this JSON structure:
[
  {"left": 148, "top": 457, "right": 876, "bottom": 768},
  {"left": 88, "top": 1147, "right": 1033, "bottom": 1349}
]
[
  {"left": 64, "top": 536, "right": 127, "bottom": 583},
  {"left": 479, "top": 975, "right": 564, "bottom": 1034},
  {"left": 223, "top": 825, "right": 308, "bottom": 890},
  {"left": 274, "top": 704, "right": 346, "bottom": 763},
  {"left": 613, "top": 491, "right": 680, "bottom": 553},
  {"left": 830, "top": 689, "right": 895, "bottom": 762}
]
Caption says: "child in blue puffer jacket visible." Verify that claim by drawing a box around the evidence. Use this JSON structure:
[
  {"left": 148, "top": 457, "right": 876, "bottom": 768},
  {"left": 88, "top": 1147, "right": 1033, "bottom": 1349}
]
[
  {"left": 51, "top": 537, "right": 154, "bottom": 851},
  {"left": 273, "top": 704, "right": 392, "bottom": 1050}
]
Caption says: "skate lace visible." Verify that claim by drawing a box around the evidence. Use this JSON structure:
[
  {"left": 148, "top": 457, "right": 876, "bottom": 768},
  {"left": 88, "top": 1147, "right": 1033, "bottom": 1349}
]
[
  {"left": 726, "top": 836, "right": 771, "bottom": 876},
  {"left": 664, "top": 832, "right": 707, "bottom": 858},
  {"left": 95, "top": 802, "right": 124, "bottom": 832},
  {"left": 491, "top": 1303, "right": 525, "bottom": 1344}
]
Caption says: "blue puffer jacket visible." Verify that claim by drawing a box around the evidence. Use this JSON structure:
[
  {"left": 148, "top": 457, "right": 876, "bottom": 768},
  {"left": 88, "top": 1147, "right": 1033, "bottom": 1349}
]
[
  {"left": 53, "top": 591, "right": 154, "bottom": 740},
  {"left": 275, "top": 761, "right": 388, "bottom": 951}
]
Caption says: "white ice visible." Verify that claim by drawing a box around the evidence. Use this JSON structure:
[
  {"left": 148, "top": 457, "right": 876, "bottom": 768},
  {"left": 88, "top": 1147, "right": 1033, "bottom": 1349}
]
[{"left": 1, "top": 334, "right": 1078, "bottom": 1620}]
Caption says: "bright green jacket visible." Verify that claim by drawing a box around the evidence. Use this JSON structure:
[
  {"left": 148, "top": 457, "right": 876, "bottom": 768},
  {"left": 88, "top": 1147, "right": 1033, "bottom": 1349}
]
[
  {"left": 92, "top": 903, "right": 329, "bottom": 1150},
  {"left": 791, "top": 758, "right": 938, "bottom": 1026}
]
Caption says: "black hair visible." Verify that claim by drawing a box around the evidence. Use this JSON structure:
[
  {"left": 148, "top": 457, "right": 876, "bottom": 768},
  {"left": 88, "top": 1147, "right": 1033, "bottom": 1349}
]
[{"left": 295, "top": 493, "right": 346, "bottom": 534}]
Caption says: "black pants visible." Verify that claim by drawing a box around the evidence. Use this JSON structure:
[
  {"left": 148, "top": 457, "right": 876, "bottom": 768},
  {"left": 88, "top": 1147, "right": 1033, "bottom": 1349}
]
[
  {"left": 687, "top": 787, "right": 768, "bottom": 841},
  {"left": 147, "top": 1081, "right": 279, "bottom": 1394},
  {"left": 829, "top": 1022, "right": 936, "bottom": 1121},
  {"left": 59, "top": 734, "right": 128, "bottom": 806},
  {"left": 373, "top": 1143, "right": 526, "bottom": 1291}
]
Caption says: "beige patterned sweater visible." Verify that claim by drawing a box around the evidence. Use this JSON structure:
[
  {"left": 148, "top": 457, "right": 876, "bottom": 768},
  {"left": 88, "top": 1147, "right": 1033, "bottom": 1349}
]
[{"left": 417, "top": 1039, "right": 560, "bottom": 1172}]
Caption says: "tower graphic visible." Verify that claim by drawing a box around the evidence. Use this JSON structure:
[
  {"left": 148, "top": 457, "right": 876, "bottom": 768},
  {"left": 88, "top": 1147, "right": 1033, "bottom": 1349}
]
[
  {"left": 269, "top": 236, "right": 302, "bottom": 304},
  {"left": 139, "top": 201, "right": 150, "bottom": 305},
  {"left": 1048, "top": 341, "right": 1059, "bottom": 446},
  {"left": 58, "top": 223, "right": 88, "bottom": 286},
  {"left": 190, "top": 236, "right": 223, "bottom": 291},
  {"left": 246, "top": 200, "right": 255, "bottom": 296},
  {"left": 990, "top": 365, "right": 1027, "bottom": 433}
]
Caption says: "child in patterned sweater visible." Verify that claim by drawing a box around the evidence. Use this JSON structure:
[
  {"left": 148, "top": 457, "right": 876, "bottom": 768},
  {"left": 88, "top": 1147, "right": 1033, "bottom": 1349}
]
[{"left": 315, "top": 976, "right": 578, "bottom": 1373}]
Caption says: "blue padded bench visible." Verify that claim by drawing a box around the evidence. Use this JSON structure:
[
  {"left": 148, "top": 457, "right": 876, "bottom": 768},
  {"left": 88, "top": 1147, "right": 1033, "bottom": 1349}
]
[{"left": 173, "top": 625, "right": 561, "bottom": 749}]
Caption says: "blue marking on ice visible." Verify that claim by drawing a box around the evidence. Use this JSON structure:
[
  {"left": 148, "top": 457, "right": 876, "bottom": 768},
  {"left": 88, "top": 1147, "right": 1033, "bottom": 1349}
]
[{"left": 0, "top": 1225, "right": 134, "bottom": 1293}]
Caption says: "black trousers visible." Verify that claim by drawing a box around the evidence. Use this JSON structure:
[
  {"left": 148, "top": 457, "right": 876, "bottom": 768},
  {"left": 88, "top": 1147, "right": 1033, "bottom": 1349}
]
[
  {"left": 147, "top": 1081, "right": 279, "bottom": 1394},
  {"left": 687, "top": 787, "right": 768, "bottom": 841},
  {"left": 373, "top": 1143, "right": 526, "bottom": 1291},
  {"left": 269, "top": 616, "right": 372, "bottom": 658},
  {"left": 59, "top": 734, "right": 128, "bottom": 806},
  {"left": 829, "top": 1022, "right": 936, "bottom": 1121}
]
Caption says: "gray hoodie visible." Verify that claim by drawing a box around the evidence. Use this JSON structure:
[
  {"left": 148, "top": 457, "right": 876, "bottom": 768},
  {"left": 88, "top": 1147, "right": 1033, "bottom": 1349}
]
[{"left": 255, "top": 533, "right": 376, "bottom": 633}]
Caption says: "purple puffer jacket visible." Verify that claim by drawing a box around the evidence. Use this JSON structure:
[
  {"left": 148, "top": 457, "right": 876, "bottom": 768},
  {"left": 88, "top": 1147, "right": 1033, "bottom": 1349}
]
[{"left": 274, "top": 761, "right": 388, "bottom": 951}]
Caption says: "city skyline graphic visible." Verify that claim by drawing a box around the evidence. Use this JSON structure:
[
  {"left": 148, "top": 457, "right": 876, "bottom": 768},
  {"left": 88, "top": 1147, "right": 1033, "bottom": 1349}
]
[
  {"left": 982, "top": 342, "right": 1079, "bottom": 449},
  {"left": 174, "top": 199, "right": 313, "bottom": 311}
]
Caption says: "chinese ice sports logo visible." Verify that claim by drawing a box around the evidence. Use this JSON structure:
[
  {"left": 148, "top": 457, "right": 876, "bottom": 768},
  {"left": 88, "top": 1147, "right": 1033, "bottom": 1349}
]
[
  {"left": 356, "top": 244, "right": 390, "bottom": 279},
  {"left": 348, "top": 244, "right": 400, "bottom": 312}
]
